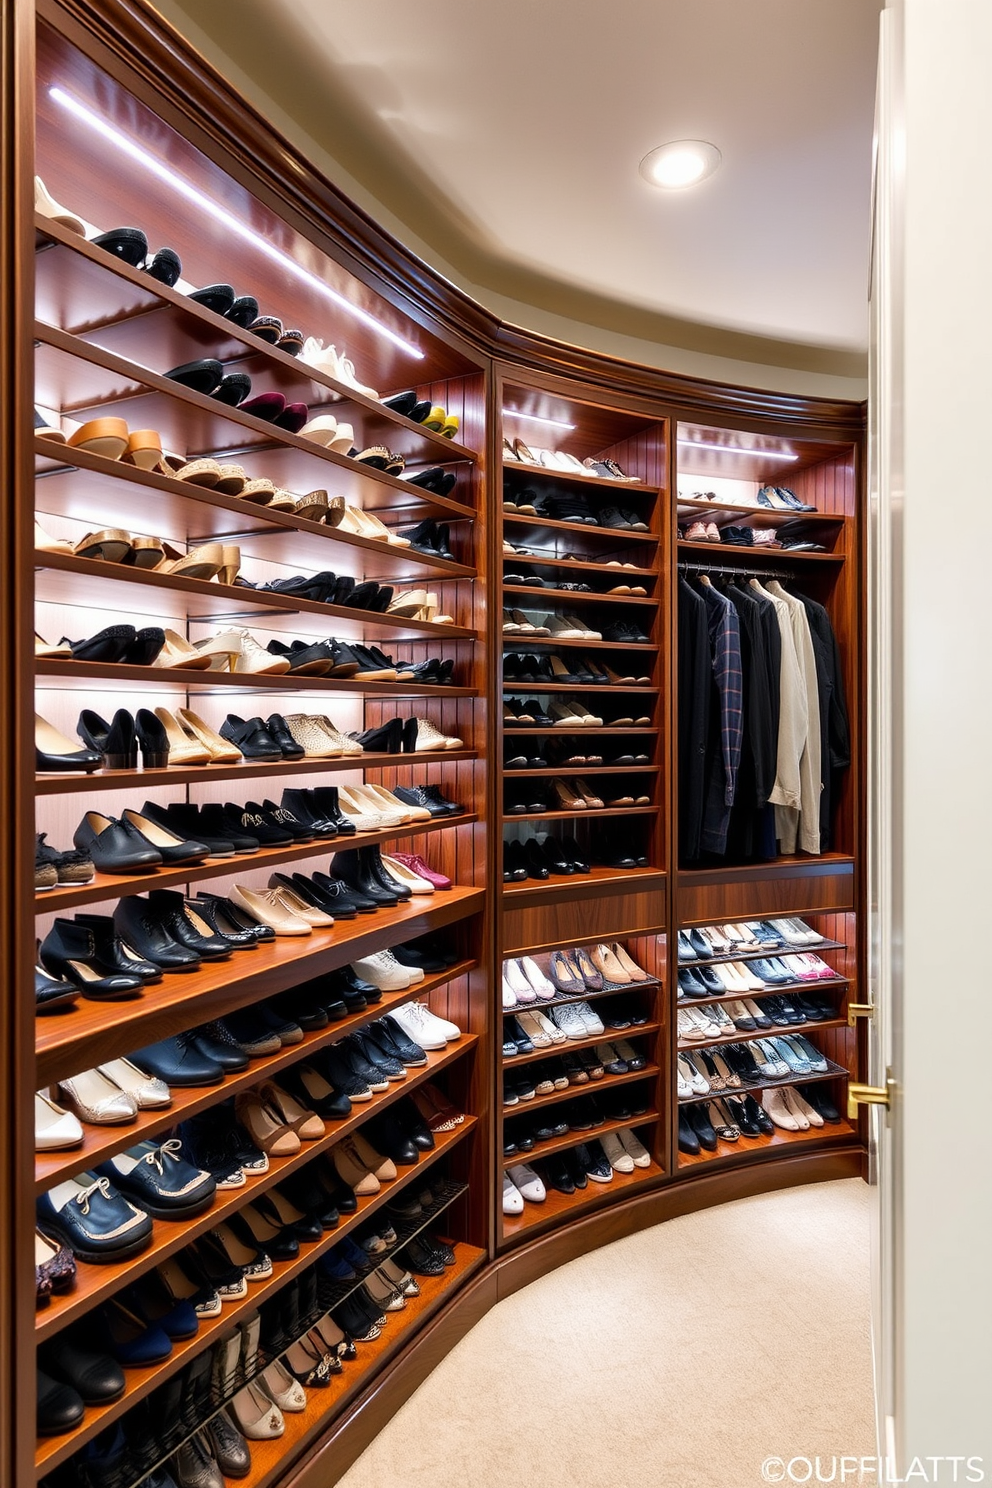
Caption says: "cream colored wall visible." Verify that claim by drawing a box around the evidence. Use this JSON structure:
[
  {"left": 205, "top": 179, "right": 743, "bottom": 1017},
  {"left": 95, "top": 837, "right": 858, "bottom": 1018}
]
[{"left": 149, "top": 0, "right": 867, "bottom": 403}]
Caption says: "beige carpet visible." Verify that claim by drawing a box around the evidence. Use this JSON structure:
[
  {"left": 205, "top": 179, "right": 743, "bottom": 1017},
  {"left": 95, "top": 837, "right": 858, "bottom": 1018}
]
[{"left": 336, "top": 1178, "right": 876, "bottom": 1488}]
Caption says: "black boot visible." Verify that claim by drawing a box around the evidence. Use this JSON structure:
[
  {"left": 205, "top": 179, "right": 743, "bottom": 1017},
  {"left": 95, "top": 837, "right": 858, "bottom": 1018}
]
[
  {"left": 330, "top": 847, "right": 400, "bottom": 906},
  {"left": 39, "top": 919, "right": 145, "bottom": 998},
  {"left": 311, "top": 786, "right": 357, "bottom": 835}
]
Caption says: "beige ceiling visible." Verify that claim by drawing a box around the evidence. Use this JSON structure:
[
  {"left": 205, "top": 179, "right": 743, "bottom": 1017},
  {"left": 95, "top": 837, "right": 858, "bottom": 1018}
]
[{"left": 157, "top": 0, "right": 881, "bottom": 373}]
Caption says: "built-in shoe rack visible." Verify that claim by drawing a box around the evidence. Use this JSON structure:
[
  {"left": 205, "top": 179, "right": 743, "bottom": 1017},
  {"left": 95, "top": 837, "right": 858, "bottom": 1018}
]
[
  {"left": 1, "top": 6, "right": 865, "bottom": 1485},
  {"left": 31, "top": 19, "right": 490, "bottom": 1485}
]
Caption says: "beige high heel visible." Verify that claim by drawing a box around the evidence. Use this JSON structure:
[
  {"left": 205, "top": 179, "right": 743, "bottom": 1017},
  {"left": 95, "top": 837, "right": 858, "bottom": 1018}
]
[
  {"left": 74, "top": 529, "right": 132, "bottom": 564},
  {"left": 154, "top": 542, "right": 225, "bottom": 579},
  {"left": 175, "top": 708, "right": 243, "bottom": 763},
  {"left": 34, "top": 520, "right": 73, "bottom": 555},
  {"left": 270, "top": 884, "right": 335, "bottom": 928},
  {"left": 35, "top": 634, "right": 72, "bottom": 659},
  {"left": 217, "top": 546, "right": 241, "bottom": 586},
  {"left": 229, "top": 884, "right": 312, "bottom": 935},
  {"left": 154, "top": 707, "right": 211, "bottom": 765},
  {"left": 325, "top": 501, "right": 411, "bottom": 547},
  {"left": 258, "top": 1081, "right": 325, "bottom": 1140},
  {"left": 232, "top": 1092, "right": 300, "bottom": 1157},
  {"left": 153, "top": 629, "right": 215, "bottom": 671}
]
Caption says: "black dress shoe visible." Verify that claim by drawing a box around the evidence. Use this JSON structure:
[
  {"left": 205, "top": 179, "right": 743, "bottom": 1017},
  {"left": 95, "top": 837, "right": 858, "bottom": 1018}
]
[
  {"left": 503, "top": 839, "right": 529, "bottom": 882},
  {"left": 65, "top": 623, "right": 136, "bottom": 663},
  {"left": 266, "top": 713, "right": 306, "bottom": 758},
  {"left": 72, "top": 810, "right": 163, "bottom": 873},
  {"left": 145, "top": 890, "right": 233, "bottom": 960},
  {"left": 97, "top": 1140, "right": 215, "bottom": 1219},
  {"left": 279, "top": 788, "right": 339, "bottom": 836},
  {"left": 34, "top": 963, "right": 79, "bottom": 1014},
  {"left": 540, "top": 1154, "right": 575, "bottom": 1195},
  {"left": 37, "top": 1368, "right": 85, "bottom": 1435},
  {"left": 131, "top": 1032, "right": 225, "bottom": 1087},
  {"left": 331, "top": 847, "right": 399, "bottom": 907},
  {"left": 219, "top": 713, "right": 282, "bottom": 760},
  {"left": 39, "top": 920, "right": 145, "bottom": 999},
  {"left": 39, "top": 1335, "right": 124, "bottom": 1404},
  {"left": 687, "top": 1102, "right": 718, "bottom": 1151},
  {"left": 77, "top": 707, "right": 137, "bottom": 769},
  {"left": 310, "top": 786, "right": 357, "bottom": 834},
  {"left": 185, "top": 896, "right": 258, "bottom": 950},
  {"left": 312, "top": 869, "right": 378, "bottom": 913},
  {"left": 111, "top": 886, "right": 206, "bottom": 970},
  {"left": 506, "top": 1016, "right": 534, "bottom": 1054},
  {"left": 190, "top": 1021, "right": 250, "bottom": 1071}
]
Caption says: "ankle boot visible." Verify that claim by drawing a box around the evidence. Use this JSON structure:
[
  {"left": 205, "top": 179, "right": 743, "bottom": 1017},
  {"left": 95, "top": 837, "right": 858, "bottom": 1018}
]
[
  {"left": 39, "top": 918, "right": 145, "bottom": 998},
  {"left": 73, "top": 912, "right": 162, "bottom": 981},
  {"left": 145, "top": 890, "right": 233, "bottom": 960},
  {"left": 356, "top": 718, "right": 403, "bottom": 754},
  {"left": 280, "top": 788, "right": 338, "bottom": 836},
  {"left": 311, "top": 786, "right": 356, "bottom": 836},
  {"left": 363, "top": 845, "right": 412, "bottom": 899},
  {"left": 330, "top": 848, "right": 400, "bottom": 906}
]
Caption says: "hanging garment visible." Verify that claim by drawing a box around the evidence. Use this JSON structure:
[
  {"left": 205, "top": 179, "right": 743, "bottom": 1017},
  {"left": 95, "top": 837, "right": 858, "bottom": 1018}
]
[
  {"left": 795, "top": 592, "right": 851, "bottom": 851},
  {"left": 766, "top": 580, "right": 822, "bottom": 855},
  {"left": 698, "top": 578, "right": 743, "bottom": 856},
  {"left": 677, "top": 578, "right": 711, "bottom": 862}
]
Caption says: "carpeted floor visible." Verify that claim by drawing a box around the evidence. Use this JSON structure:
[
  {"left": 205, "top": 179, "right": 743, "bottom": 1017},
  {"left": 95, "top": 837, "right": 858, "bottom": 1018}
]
[{"left": 336, "top": 1178, "right": 876, "bottom": 1488}]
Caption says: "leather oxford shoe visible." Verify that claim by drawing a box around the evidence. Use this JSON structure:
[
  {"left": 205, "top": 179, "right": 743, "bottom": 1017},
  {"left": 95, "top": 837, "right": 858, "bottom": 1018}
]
[
  {"left": 97, "top": 1140, "right": 216, "bottom": 1219},
  {"left": 37, "top": 1368, "right": 85, "bottom": 1435},
  {"left": 131, "top": 1033, "right": 225, "bottom": 1087},
  {"left": 37, "top": 1174, "right": 152, "bottom": 1262}
]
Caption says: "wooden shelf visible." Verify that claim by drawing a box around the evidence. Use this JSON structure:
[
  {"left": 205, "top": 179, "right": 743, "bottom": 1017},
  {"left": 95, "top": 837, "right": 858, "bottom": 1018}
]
[
  {"left": 677, "top": 937, "right": 846, "bottom": 968},
  {"left": 35, "top": 552, "right": 478, "bottom": 641},
  {"left": 503, "top": 1063, "right": 660, "bottom": 1116},
  {"left": 502, "top": 1110, "right": 657, "bottom": 1168},
  {"left": 505, "top": 764, "right": 658, "bottom": 778},
  {"left": 502, "top": 726, "right": 658, "bottom": 738},
  {"left": 676, "top": 497, "right": 846, "bottom": 528},
  {"left": 503, "top": 584, "right": 658, "bottom": 609},
  {"left": 503, "top": 973, "right": 662, "bottom": 1017},
  {"left": 678, "top": 975, "right": 848, "bottom": 1008},
  {"left": 36, "top": 324, "right": 477, "bottom": 524},
  {"left": 677, "top": 1115, "right": 858, "bottom": 1169},
  {"left": 501, "top": 1157, "right": 662, "bottom": 1239},
  {"left": 35, "top": 963, "right": 476, "bottom": 1192},
  {"left": 34, "top": 813, "right": 477, "bottom": 913},
  {"left": 36, "top": 886, "right": 485, "bottom": 1086},
  {"left": 502, "top": 635, "right": 655, "bottom": 652},
  {"left": 34, "top": 1092, "right": 477, "bottom": 1345},
  {"left": 678, "top": 1059, "right": 849, "bottom": 1104},
  {"left": 502, "top": 804, "right": 657, "bottom": 824},
  {"left": 500, "top": 680, "right": 653, "bottom": 694},
  {"left": 36, "top": 658, "right": 475, "bottom": 698},
  {"left": 502, "top": 551, "right": 656, "bottom": 581},
  {"left": 677, "top": 1015, "right": 847, "bottom": 1052},
  {"left": 676, "top": 540, "right": 844, "bottom": 565},
  {"left": 502, "top": 511, "right": 658, "bottom": 545},
  {"left": 503, "top": 1021, "right": 661, "bottom": 1069},
  {"left": 677, "top": 855, "right": 856, "bottom": 888},
  {"left": 36, "top": 749, "right": 477, "bottom": 796},
  {"left": 221, "top": 1242, "right": 487, "bottom": 1488},
  {"left": 36, "top": 215, "right": 482, "bottom": 465},
  {"left": 502, "top": 464, "right": 660, "bottom": 498},
  {"left": 36, "top": 441, "right": 476, "bottom": 580},
  {"left": 503, "top": 866, "right": 665, "bottom": 902}
]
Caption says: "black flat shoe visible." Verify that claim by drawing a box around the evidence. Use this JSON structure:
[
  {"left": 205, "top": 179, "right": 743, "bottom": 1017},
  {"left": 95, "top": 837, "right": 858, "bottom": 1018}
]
[
  {"left": 73, "top": 913, "right": 162, "bottom": 982},
  {"left": 267, "top": 713, "right": 307, "bottom": 758},
  {"left": 35, "top": 714, "right": 102, "bottom": 773},
  {"left": 112, "top": 896, "right": 203, "bottom": 973},
  {"left": 35, "top": 963, "right": 79, "bottom": 1014},
  {"left": 165, "top": 358, "right": 224, "bottom": 395},
  {"left": 72, "top": 811, "right": 163, "bottom": 873},
  {"left": 122, "top": 626, "right": 166, "bottom": 666},
  {"left": 91, "top": 226, "right": 148, "bottom": 266},
  {"left": 226, "top": 293, "right": 258, "bottom": 327},
  {"left": 189, "top": 283, "right": 235, "bottom": 315},
  {"left": 220, "top": 713, "right": 282, "bottom": 760},
  {"left": 143, "top": 246, "right": 182, "bottom": 286},
  {"left": 65, "top": 624, "right": 136, "bottom": 664}
]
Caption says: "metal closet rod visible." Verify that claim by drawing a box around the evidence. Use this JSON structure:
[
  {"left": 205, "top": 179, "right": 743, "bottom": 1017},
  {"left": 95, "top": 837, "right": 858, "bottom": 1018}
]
[{"left": 677, "top": 560, "right": 802, "bottom": 581}]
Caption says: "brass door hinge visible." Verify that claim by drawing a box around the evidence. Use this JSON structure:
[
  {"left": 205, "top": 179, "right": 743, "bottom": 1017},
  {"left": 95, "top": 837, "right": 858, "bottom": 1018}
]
[
  {"left": 847, "top": 1073, "right": 896, "bottom": 1122},
  {"left": 847, "top": 1002, "right": 874, "bottom": 1027}
]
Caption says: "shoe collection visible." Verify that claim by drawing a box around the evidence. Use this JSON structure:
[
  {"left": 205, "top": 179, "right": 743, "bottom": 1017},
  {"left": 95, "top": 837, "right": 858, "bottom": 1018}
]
[
  {"left": 505, "top": 1083, "right": 651, "bottom": 1156},
  {"left": 503, "top": 650, "right": 650, "bottom": 688},
  {"left": 504, "top": 776, "right": 650, "bottom": 815},
  {"left": 35, "top": 786, "right": 461, "bottom": 884},
  {"left": 504, "top": 738, "right": 651, "bottom": 770},
  {"left": 503, "top": 1128, "right": 651, "bottom": 1213},
  {"left": 504, "top": 696, "right": 652, "bottom": 728},
  {"left": 504, "top": 487, "right": 648, "bottom": 529},
  {"left": 501, "top": 944, "right": 652, "bottom": 1009},
  {"left": 503, "top": 1038, "right": 649, "bottom": 1104},
  {"left": 503, "top": 612, "right": 651, "bottom": 643},
  {"left": 503, "top": 992, "right": 648, "bottom": 1058},
  {"left": 678, "top": 518, "right": 825, "bottom": 554},
  {"left": 677, "top": 1031, "right": 838, "bottom": 1154},
  {"left": 503, "top": 441, "right": 640, "bottom": 482},
  {"left": 34, "top": 855, "right": 454, "bottom": 1015},
  {"left": 503, "top": 825, "right": 650, "bottom": 880},
  {"left": 503, "top": 550, "right": 650, "bottom": 595},
  {"left": 678, "top": 1082, "right": 841, "bottom": 1155},
  {"left": 680, "top": 485, "right": 817, "bottom": 515}
]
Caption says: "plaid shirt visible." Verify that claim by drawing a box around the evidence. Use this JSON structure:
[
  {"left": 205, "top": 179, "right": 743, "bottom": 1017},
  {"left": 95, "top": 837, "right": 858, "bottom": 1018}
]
[{"left": 701, "top": 583, "right": 743, "bottom": 805}]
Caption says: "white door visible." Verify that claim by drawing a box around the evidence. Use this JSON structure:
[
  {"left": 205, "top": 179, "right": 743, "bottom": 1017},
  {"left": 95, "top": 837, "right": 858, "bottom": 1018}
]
[{"left": 866, "top": 6, "right": 903, "bottom": 1476}]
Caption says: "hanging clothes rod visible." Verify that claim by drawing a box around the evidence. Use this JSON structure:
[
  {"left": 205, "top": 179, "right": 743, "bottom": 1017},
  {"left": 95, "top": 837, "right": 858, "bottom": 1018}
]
[{"left": 677, "top": 560, "right": 801, "bottom": 581}]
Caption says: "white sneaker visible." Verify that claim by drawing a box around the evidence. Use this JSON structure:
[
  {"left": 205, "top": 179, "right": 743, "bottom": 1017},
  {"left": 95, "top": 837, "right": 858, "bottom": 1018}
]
[
  {"left": 549, "top": 1003, "right": 591, "bottom": 1041},
  {"left": 569, "top": 1000, "right": 605, "bottom": 1036},
  {"left": 503, "top": 960, "right": 537, "bottom": 1004},
  {"left": 619, "top": 1128, "right": 651, "bottom": 1168},
  {"left": 390, "top": 1000, "right": 460, "bottom": 1047},
  {"left": 352, "top": 950, "right": 421, "bottom": 991},
  {"left": 507, "top": 1163, "right": 546, "bottom": 1203},
  {"left": 519, "top": 955, "right": 556, "bottom": 1000},
  {"left": 502, "top": 974, "right": 518, "bottom": 1010},
  {"left": 502, "top": 1172, "right": 524, "bottom": 1215},
  {"left": 600, "top": 1130, "right": 635, "bottom": 1174}
]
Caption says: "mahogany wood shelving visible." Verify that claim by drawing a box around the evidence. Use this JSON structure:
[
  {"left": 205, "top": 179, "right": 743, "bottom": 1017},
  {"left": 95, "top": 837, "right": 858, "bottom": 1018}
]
[
  {"left": 503, "top": 1021, "right": 662, "bottom": 1068},
  {"left": 35, "top": 658, "right": 476, "bottom": 697},
  {"left": 37, "top": 749, "right": 477, "bottom": 795},
  {"left": 502, "top": 1110, "right": 659, "bottom": 1169},
  {"left": 676, "top": 1059, "right": 849, "bottom": 1104},
  {"left": 676, "top": 1015, "right": 848, "bottom": 1052},
  {"left": 503, "top": 1064, "right": 661, "bottom": 1115},
  {"left": 501, "top": 1158, "right": 663, "bottom": 1240},
  {"left": 676, "top": 1116, "right": 858, "bottom": 1170}
]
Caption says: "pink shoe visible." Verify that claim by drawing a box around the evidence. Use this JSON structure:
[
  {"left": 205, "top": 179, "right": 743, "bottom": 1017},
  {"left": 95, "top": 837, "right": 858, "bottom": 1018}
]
[
  {"left": 389, "top": 852, "right": 452, "bottom": 890},
  {"left": 683, "top": 521, "right": 709, "bottom": 542}
]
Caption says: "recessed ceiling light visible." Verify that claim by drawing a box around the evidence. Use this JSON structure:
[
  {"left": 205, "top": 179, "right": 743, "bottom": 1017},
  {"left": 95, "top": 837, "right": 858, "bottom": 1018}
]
[{"left": 639, "top": 140, "right": 722, "bottom": 190}]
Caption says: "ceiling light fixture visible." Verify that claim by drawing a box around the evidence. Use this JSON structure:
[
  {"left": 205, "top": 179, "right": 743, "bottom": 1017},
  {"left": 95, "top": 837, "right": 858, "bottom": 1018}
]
[
  {"left": 678, "top": 439, "right": 798, "bottom": 461},
  {"left": 501, "top": 409, "right": 576, "bottom": 431},
  {"left": 49, "top": 86, "right": 425, "bottom": 359},
  {"left": 639, "top": 140, "right": 722, "bottom": 190}
]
